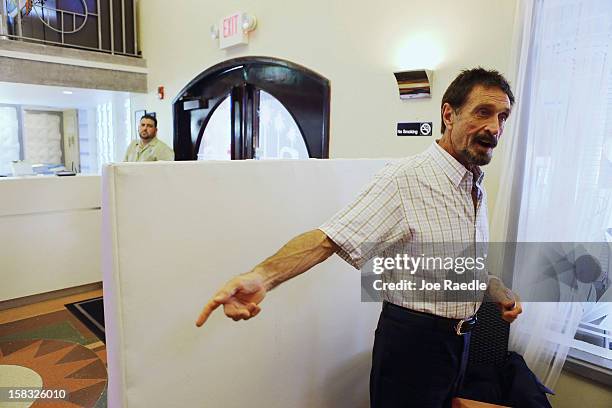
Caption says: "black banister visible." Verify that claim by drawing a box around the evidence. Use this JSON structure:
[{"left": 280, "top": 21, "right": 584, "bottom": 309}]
[{"left": 0, "top": 0, "right": 140, "bottom": 58}]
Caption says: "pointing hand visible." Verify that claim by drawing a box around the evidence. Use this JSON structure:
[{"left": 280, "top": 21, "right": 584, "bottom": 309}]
[{"left": 196, "top": 272, "right": 267, "bottom": 327}]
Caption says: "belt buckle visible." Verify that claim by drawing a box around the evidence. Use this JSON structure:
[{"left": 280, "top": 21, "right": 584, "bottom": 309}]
[
  {"left": 454, "top": 319, "right": 468, "bottom": 336},
  {"left": 454, "top": 316, "right": 476, "bottom": 336}
]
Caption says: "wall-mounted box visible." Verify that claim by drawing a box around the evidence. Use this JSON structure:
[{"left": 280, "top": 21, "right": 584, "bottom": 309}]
[{"left": 393, "top": 70, "right": 433, "bottom": 100}]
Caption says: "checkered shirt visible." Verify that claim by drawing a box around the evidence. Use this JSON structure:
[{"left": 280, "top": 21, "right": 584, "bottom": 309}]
[{"left": 320, "top": 142, "right": 489, "bottom": 318}]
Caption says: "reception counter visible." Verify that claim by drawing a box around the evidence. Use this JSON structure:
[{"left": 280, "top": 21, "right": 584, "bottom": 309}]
[{"left": 0, "top": 174, "right": 101, "bottom": 301}]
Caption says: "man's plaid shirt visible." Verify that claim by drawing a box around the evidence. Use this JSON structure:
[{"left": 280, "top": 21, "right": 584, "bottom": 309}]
[{"left": 320, "top": 142, "right": 489, "bottom": 319}]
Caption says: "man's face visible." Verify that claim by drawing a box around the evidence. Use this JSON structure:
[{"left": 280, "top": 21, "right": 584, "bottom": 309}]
[
  {"left": 139, "top": 118, "right": 157, "bottom": 141},
  {"left": 442, "top": 85, "right": 511, "bottom": 166}
]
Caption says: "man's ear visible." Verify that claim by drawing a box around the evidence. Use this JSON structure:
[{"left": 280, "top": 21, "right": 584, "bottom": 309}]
[{"left": 442, "top": 103, "right": 455, "bottom": 131}]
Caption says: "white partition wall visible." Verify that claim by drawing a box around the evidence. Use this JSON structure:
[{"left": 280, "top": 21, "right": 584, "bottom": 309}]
[{"left": 102, "top": 159, "right": 390, "bottom": 408}]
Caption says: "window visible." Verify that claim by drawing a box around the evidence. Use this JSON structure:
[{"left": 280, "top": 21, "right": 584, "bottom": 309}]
[
  {"left": 0, "top": 106, "right": 20, "bottom": 175},
  {"left": 516, "top": 0, "right": 612, "bottom": 375}
]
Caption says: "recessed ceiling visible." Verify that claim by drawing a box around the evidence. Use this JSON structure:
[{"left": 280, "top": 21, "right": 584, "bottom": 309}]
[{"left": 0, "top": 81, "right": 131, "bottom": 109}]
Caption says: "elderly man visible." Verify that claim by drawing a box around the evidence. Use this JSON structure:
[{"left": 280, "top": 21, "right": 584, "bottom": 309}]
[
  {"left": 124, "top": 114, "right": 174, "bottom": 162},
  {"left": 196, "top": 68, "right": 522, "bottom": 408}
]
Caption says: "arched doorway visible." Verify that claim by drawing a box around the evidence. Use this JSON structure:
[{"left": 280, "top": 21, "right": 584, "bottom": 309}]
[{"left": 172, "top": 57, "right": 330, "bottom": 160}]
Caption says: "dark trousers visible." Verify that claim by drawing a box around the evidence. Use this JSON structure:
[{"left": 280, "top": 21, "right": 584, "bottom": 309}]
[{"left": 369, "top": 302, "right": 471, "bottom": 408}]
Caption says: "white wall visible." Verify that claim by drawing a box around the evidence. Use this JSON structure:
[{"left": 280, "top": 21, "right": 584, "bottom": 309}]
[{"left": 135, "top": 0, "right": 517, "bottom": 212}]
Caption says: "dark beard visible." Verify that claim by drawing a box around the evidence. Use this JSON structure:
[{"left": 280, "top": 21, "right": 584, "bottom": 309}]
[
  {"left": 459, "top": 146, "right": 492, "bottom": 166},
  {"left": 459, "top": 133, "right": 497, "bottom": 166}
]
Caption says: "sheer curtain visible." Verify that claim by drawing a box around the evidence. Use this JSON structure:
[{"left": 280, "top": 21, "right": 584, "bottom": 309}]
[
  {"left": 492, "top": 0, "right": 612, "bottom": 389},
  {"left": 0, "top": 106, "right": 20, "bottom": 175}
]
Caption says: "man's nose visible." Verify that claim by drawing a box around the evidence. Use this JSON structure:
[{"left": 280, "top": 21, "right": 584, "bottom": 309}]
[{"left": 484, "top": 117, "right": 501, "bottom": 137}]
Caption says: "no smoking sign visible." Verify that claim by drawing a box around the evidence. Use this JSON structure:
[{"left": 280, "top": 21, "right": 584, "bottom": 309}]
[{"left": 397, "top": 122, "right": 433, "bottom": 136}]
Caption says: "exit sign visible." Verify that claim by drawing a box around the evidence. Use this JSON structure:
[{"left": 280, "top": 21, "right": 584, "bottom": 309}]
[{"left": 219, "top": 12, "right": 247, "bottom": 49}]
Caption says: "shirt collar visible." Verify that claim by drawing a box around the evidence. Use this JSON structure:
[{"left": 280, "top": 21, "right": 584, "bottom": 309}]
[
  {"left": 427, "top": 141, "right": 484, "bottom": 188},
  {"left": 137, "top": 137, "right": 158, "bottom": 149}
]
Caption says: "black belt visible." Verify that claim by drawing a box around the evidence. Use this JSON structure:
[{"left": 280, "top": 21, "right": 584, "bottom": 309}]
[{"left": 382, "top": 301, "right": 477, "bottom": 336}]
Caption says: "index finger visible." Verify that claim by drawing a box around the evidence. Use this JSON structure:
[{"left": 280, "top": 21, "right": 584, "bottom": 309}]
[
  {"left": 195, "top": 285, "right": 240, "bottom": 327},
  {"left": 196, "top": 280, "right": 244, "bottom": 327},
  {"left": 195, "top": 297, "right": 222, "bottom": 327}
]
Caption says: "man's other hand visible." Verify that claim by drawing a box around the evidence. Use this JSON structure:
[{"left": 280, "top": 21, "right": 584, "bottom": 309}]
[
  {"left": 196, "top": 272, "right": 267, "bottom": 327},
  {"left": 487, "top": 277, "right": 523, "bottom": 323},
  {"left": 498, "top": 294, "right": 522, "bottom": 323}
]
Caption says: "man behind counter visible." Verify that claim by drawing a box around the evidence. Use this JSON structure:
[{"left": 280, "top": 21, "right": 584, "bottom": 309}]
[{"left": 124, "top": 114, "right": 174, "bottom": 162}]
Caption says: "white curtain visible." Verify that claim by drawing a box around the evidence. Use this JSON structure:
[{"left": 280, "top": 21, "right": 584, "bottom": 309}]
[
  {"left": 492, "top": 0, "right": 612, "bottom": 389},
  {"left": 0, "top": 106, "right": 20, "bottom": 175}
]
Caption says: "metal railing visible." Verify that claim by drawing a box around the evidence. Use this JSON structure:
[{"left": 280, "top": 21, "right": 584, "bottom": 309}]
[{"left": 0, "top": 0, "right": 139, "bottom": 57}]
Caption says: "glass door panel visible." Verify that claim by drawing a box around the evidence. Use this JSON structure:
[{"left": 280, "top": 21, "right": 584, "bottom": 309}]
[
  {"left": 257, "top": 90, "right": 309, "bottom": 159},
  {"left": 198, "top": 96, "right": 231, "bottom": 160}
]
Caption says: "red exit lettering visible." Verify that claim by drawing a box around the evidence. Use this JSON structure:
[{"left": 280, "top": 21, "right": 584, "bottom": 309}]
[{"left": 223, "top": 14, "right": 239, "bottom": 38}]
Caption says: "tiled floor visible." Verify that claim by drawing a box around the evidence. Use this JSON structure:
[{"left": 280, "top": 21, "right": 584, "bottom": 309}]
[{"left": 0, "top": 289, "right": 107, "bottom": 407}]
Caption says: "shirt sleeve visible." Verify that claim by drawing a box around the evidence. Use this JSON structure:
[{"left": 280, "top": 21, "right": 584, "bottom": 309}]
[
  {"left": 319, "top": 171, "right": 409, "bottom": 269},
  {"left": 123, "top": 142, "right": 133, "bottom": 162},
  {"left": 157, "top": 144, "right": 175, "bottom": 161}
]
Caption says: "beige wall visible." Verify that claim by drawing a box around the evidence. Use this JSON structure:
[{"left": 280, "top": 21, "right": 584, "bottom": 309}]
[{"left": 135, "top": 0, "right": 517, "bottom": 212}]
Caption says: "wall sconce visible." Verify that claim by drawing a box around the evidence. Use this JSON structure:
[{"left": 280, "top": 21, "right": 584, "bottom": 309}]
[
  {"left": 393, "top": 69, "right": 433, "bottom": 100},
  {"left": 241, "top": 13, "right": 257, "bottom": 33}
]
